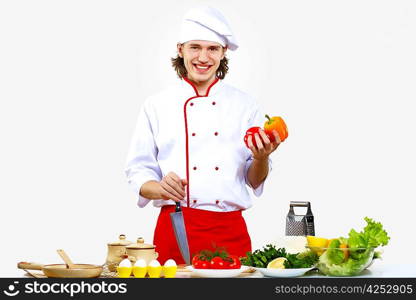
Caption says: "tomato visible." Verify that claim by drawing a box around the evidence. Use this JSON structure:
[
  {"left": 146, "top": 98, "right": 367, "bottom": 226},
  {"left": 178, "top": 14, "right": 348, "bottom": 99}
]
[
  {"left": 193, "top": 259, "right": 210, "bottom": 269},
  {"left": 221, "top": 259, "right": 230, "bottom": 269},
  {"left": 244, "top": 126, "right": 262, "bottom": 148},
  {"left": 210, "top": 257, "right": 226, "bottom": 269},
  {"left": 192, "top": 249, "right": 242, "bottom": 270},
  {"left": 192, "top": 255, "right": 200, "bottom": 266},
  {"left": 227, "top": 255, "right": 241, "bottom": 269},
  {"left": 246, "top": 126, "right": 262, "bottom": 135}
]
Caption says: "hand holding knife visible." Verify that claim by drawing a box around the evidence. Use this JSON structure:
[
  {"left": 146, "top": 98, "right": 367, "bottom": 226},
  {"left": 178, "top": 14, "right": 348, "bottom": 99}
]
[
  {"left": 157, "top": 172, "right": 190, "bottom": 265},
  {"left": 139, "top": 171, "right": 191, "bottom": 265},
  {"left": 159, "top": 172, "right": 188, "bottom": 202}
]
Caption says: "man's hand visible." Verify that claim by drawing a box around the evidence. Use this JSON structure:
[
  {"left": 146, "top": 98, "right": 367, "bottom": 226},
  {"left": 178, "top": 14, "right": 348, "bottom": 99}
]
[
  {"left": 247, "top": 129, "right": 281, "bottom": 160},
  {"left": 246, "top": 129, "right": 280, "bottom": 189},
  {"left": 158, "top": 172, "right": 187, "bottom": 202},
  {"left": 140, "top": 172, "right": 187, "bottom": 202}
]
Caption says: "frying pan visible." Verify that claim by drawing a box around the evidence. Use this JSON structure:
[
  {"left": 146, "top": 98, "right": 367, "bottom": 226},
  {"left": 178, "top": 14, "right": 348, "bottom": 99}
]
[
  {"left": 18, "top": 262, "right": 103, "bottom": 278},
  {"left": 17, "top": 250, "right": 103, "bottom": 278}
]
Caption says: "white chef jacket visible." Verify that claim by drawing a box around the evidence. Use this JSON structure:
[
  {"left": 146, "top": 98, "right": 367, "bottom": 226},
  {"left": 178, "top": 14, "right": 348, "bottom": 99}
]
[{"left": 125, "top": 78, "right": 272, "bottom": 212}]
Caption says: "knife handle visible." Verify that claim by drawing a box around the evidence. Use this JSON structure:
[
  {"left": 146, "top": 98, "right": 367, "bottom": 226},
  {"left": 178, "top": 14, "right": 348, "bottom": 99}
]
[{"left": 175, "top": 201, "right": 181, "bottom": 212}]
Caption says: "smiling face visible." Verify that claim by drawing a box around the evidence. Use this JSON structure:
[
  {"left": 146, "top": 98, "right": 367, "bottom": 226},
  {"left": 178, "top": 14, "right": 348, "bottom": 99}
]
[{"left": 178, "top": 40, "right": 227, "bottom": 87}]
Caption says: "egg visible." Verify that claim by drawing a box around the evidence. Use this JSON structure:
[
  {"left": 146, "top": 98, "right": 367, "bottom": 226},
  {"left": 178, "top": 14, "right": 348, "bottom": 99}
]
[
  {"left": 119, "top": 258, "right": 132, "bottom": 268},
  {"left": 132, "top": 259, "right": 147, "bottom": 278},
  {"left": 163, "top": 259, "right": 177, "bottom": 278},
  {"left": 117, "top": 258, "right": 132, "bottom": 278},
  {"left": 147, "top": 259, "right": 162, "bottom": 278},
  {"left": 164, "top": 259, "right": 177, "bottom": 267},
  {"left": 149, "top": 259, "right": 161, "bottom": 267},
  {"left": 134, "top": 259, "right": 147, "bottom": 267}
]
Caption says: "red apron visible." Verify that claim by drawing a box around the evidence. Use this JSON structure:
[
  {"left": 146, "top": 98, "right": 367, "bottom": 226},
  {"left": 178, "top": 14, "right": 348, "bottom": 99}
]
[{"left": 153, "top": 205, "right": 252, "bottom": 265}]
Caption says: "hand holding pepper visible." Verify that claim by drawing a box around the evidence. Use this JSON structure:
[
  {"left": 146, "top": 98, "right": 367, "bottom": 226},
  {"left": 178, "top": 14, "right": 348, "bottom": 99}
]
[
  {"left": 246, "top": 129, "right": 281, "bottom": 160},
  {"left": 244, "top": 114, "right": 288, "bottom": 159}
]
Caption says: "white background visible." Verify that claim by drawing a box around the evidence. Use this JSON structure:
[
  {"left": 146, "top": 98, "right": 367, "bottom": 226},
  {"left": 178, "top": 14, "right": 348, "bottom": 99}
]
[{"left": 1, "top": 0, "right": 415, "bottom": 276}]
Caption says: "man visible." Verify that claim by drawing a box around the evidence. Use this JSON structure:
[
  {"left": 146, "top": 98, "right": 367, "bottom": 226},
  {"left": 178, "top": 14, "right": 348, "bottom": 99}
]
[{"left": 125, "top": 6, "right": 281, "bottom": 264}]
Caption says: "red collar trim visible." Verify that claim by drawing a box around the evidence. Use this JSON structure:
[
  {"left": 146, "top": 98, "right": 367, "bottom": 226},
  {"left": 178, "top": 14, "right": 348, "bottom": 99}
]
[{"left": 183, "top": 77, "right": 220, "bottom": 97}]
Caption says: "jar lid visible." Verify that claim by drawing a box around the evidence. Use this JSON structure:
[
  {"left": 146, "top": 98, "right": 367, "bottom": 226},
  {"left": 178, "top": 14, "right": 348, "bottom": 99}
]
[
  {"left": 126, "top": 237, "right": 155, "bottom": 249},
  {"left": 108, "top": 234, "right": 133, "bottom": 246}
]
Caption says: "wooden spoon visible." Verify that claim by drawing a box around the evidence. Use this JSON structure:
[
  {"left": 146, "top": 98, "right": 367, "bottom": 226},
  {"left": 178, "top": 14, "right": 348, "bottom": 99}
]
[{"left": 56, "top": 249, "right": 76, "bottom": 269}]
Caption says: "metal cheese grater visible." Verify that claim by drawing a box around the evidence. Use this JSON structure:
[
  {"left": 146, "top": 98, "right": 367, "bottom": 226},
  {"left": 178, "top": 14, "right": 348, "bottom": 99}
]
[{"left": 285, "top": 201, "right": 315, "bottom": 236}]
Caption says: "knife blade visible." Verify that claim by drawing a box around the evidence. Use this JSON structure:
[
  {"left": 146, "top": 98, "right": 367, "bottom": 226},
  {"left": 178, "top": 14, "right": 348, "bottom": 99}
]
[{"left": 170, "top": 201, "right": 191, "bottom": 265}]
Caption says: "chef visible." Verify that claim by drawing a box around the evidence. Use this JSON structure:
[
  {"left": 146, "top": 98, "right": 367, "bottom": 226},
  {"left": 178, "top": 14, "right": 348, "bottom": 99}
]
[{"left": 125, "top": 6, "right": 281, "bottom": 264}]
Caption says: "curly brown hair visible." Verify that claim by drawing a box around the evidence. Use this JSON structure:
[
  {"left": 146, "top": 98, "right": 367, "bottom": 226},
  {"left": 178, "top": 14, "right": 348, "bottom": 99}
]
[{"left": 171, "top": 55, "right": 229, "bottom": 80}]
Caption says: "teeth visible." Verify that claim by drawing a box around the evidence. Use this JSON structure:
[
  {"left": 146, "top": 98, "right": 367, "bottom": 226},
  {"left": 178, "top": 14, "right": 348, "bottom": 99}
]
[{"left": 195, "top": 65, "right": 209, "bottom": 69}]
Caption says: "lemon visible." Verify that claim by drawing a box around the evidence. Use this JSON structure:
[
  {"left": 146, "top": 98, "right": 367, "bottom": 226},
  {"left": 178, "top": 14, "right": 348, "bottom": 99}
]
[
  {"left": 267, "top": 257, "right": 287, "bottom": 269},
  {"left": 306, "top": 236, "right": 329, "bottom": 256},
  {"left": 306, "top": 236, "right": 328, "bottom": 247}
]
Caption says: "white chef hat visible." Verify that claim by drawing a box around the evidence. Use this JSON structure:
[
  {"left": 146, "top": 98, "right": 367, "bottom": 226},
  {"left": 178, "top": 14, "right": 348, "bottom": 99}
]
[{"left": 179, "top": 6, "right": 238, "bottom": 51}]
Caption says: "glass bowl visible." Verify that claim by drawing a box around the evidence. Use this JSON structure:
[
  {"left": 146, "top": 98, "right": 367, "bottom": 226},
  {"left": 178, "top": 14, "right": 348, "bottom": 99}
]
[{"left": 308, "top": 246, "right": 375, "bottom": 276}]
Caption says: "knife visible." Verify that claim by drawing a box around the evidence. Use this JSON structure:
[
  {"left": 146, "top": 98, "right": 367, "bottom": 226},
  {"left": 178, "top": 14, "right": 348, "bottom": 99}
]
[{"left": 170, "top": 201, "right": 191, "bottom": 265}]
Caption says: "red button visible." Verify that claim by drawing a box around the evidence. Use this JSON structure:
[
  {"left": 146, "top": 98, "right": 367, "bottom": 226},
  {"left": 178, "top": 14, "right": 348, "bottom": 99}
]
[
  {"left": 193, "top": 199, "right": 197, "bottom": 204},
  {"left": 214, "top": 132, "right": 218, "bottom": 136},
  {"left": 212, "top": 101, "right": 216, "bottom": 105},
  {"left": 190, "top": 103, "right": 194, "bottom": 106},
  {"left": 215, "top": 167, "right": 219, "bottom": 171},
  {"left": 215, "top": 200, "right": 220, "bottom": 204},
  {"left": 193, "top": 166, "right": 197, "bottom": 170},
  {"left": 192, "top": 133, "right": 196, "bottom": 136}
]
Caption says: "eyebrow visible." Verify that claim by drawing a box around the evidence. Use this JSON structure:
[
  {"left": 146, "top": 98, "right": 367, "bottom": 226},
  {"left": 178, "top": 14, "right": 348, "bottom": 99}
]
[{"left": 187, "top": 43, "right": 221, "bottom": 49}]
